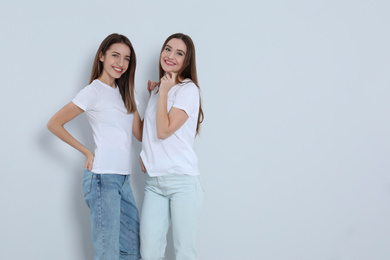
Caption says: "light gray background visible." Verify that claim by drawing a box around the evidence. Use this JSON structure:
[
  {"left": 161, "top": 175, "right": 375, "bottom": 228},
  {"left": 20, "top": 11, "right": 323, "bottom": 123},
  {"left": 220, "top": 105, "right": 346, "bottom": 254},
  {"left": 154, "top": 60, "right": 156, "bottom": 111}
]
[{"left": 1, "top": 0, "right": 390, "bottom": 259}]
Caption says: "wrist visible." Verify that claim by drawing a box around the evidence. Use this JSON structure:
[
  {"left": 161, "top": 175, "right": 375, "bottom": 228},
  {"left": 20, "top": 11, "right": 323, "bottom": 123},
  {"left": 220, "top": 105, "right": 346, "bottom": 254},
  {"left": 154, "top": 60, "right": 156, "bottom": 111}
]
[
  {"left": 84, "top": 150, "right": 93, "bottom": 158},
  {"left": 159, "top": 91, "right": 168, "bottom": 98}
]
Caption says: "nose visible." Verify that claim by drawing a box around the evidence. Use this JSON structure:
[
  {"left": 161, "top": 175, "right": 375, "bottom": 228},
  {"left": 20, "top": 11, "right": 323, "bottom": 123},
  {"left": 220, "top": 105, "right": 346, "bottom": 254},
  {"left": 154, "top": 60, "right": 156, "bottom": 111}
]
[{"left": 118, "top": 58, "right": 124, "bottom": 67}]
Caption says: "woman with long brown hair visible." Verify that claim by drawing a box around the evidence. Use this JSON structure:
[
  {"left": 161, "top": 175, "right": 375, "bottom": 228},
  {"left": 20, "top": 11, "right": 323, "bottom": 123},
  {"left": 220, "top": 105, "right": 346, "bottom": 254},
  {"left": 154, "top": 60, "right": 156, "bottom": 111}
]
[
  {"left": 47, "top": 33, "right": 141, "bottom": 259},
  {"left": 139, "top": 33, "right": 204, "bottom": 260}
]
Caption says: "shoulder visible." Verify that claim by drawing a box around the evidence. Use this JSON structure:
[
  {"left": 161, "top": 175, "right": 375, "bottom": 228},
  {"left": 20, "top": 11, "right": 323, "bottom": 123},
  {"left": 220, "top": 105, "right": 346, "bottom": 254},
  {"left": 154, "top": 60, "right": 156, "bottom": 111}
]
[
  {"left": 73, "top": 80, "right": 100, "bottom": 107},
  {"left": 86, "top": 79, "right": 101, "bottom": 92},
  {"left": 76, "top": 80, "right": 99, "bottom": 93},
  {"left": 176, "top": 80, "right": 199, "bottom": 96}
]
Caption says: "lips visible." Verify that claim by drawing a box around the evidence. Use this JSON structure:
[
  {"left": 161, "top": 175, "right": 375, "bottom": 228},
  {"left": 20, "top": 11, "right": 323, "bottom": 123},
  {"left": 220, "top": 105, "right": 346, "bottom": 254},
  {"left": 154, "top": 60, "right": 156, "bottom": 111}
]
[
  {"left": 164, "top": 59, "right": 176, "bottom": 66},
  {"left": 113, "top": 67, "right": 123, "bottom": 73}
]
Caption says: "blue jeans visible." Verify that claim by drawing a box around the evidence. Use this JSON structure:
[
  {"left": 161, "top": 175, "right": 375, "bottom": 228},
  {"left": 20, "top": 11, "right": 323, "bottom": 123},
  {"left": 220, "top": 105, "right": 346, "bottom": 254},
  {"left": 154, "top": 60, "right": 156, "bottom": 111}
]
[
  {"left": 140, "top": 174, "right": 204, "bottom": 260},
  {"left": 83, "top": 169, "right": 141, "bottom": 260}
]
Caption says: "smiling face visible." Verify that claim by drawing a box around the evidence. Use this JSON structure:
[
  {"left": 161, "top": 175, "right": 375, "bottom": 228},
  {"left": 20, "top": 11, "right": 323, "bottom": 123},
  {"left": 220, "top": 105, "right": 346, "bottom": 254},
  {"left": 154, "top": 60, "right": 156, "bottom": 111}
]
[
  {"left": 99, "top": 43, "right": 131, "bottom": 86},
  {"left": 160, "top": 38, "right": 187, "bottom": 75}
]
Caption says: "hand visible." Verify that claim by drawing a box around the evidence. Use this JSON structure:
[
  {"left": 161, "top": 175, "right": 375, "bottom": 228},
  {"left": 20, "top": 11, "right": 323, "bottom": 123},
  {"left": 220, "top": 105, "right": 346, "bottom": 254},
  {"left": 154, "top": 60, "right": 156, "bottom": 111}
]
[
  {"left": 84, "top": 153, "right": 94, "bottom": 171},
  {"left": 148, "top": 80, "right": 159, "bottom": 94},
  {"left": 139, "top": 156, "right": 146, "bottom": 173},
  {"left": 159, "top": 72, "right": 177, "bottom": 94}
]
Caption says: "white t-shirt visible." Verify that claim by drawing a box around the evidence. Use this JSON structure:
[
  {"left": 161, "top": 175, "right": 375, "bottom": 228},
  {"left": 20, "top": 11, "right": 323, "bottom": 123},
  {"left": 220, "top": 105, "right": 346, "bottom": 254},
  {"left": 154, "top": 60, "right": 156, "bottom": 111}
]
[
  {"left": 140, "top": 79, "right": 200, "bottom": 177},
  {"left": 72, "top": 79, "right": 135, "bottom": 175}
]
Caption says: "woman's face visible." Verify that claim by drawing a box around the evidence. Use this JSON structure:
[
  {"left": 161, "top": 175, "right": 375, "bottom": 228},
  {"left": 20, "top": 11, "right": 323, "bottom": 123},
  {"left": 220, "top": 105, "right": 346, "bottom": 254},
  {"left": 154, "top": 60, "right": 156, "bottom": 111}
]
[
  {"left": 99, "top": 43, "right": 131, "bottom": 82},
  {"left": 160, "top": 38, "right": 187, "bottom": 74}
]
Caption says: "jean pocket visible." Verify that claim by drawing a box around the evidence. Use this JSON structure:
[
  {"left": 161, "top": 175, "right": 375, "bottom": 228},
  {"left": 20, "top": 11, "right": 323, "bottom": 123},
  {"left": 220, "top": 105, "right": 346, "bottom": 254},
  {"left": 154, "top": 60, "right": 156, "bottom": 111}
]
[{"left": 82, "top": 169, "right": 93, "bottom": 198}]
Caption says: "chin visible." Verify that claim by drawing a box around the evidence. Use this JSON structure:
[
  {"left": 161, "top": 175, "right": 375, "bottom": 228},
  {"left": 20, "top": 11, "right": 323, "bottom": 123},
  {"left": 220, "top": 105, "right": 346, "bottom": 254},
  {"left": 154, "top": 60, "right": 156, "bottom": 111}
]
[
  {"left": 112, "top": 73, "right": 123, "bottom": 79},
  {"left": 164, "top": 69, "right": 179, "bottom": 74}
]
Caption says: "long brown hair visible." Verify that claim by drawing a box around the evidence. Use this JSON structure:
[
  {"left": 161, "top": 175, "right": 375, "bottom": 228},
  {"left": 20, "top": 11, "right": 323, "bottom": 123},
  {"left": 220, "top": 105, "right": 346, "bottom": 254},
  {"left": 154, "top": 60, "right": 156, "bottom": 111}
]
[
  {"left": 90, "top": 33, "right": 137, "bottom": 113},
  {"left": 159, "top": 33, "right": 204, "bottom": 134}
]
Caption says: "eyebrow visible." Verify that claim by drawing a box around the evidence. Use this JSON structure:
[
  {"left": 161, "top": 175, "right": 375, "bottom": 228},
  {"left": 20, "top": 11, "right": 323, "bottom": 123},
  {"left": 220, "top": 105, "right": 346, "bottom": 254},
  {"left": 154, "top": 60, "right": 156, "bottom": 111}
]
[{"left": 166, "top": 44, "right": 186, "bottom": 54}]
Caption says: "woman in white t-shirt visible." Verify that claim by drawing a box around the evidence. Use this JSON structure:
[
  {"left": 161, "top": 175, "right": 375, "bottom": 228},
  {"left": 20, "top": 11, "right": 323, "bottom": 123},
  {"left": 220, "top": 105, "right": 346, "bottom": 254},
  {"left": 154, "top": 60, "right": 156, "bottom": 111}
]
[
  {"left": 139, "top": 33, "right": 204, "bottom": 260},
  {"left": 47, "top": 33, "right": 142, "bottom": 260}
]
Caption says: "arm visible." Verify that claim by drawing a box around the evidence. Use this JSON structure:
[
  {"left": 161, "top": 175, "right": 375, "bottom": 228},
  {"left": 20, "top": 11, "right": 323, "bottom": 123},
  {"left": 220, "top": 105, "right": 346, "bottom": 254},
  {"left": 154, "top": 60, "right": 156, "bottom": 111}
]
[
  {"left": 139, "top": 156, "right": 146, "bottom": 173},
  {"left": 132, "top": 79, "right": 157, "bottom": 141},
  {"left": 47, "top": 102, "right": 94, "bottom": 170},
  {"left": 132, "top": 110, "right": 143, "bottom": 142},
  {"left": 156, "top": 73, "right": 189, "bottom": 140}
]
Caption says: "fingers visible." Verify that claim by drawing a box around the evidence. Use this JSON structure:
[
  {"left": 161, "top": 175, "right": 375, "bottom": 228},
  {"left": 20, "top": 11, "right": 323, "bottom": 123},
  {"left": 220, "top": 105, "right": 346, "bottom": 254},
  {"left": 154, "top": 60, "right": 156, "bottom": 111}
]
[
  {"left": 87, "top": 160, "right": 93, "bottom": 171},
  {"left": 161, "top": 74, "right": 175, "bottom": 82},
  {"left": 85, "top": 154, "right": 94, "bottom": 171},
  {"left": 84, "top": 160, "right": 93, "bottom": 171},
  {"left": 159, "top": 73, "right": 178, "bottom": 93},
  {"left": 148, "top": 80, "right": 159, "bottom": 91},
  {"left": 147, "top": 80, "right": 152, "bottom": 92}
]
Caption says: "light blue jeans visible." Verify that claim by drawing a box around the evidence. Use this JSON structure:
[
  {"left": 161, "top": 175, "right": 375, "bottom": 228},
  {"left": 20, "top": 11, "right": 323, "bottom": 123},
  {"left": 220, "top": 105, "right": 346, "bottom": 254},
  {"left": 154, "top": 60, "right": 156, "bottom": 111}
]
[
  {"left": 140, "top": 174, "right": 204, "bottom": 260},
  {"left": 83, "top": 169, "right": 141, "bottom": 260}
]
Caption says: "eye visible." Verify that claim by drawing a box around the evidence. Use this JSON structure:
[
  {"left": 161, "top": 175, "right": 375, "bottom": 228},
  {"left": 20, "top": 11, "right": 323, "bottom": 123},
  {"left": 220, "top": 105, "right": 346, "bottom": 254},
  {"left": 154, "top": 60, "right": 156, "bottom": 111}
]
[
  {"left": 112, "top": 54, "right": 119, "bottom": 57},
  {"left": 165, "top": 47, "right": 171, "bottom": 52},
  {"left": 125, "top": 58, "right": 130, "bottom": 62},
  {"left": 177, "top": 52, "right": 184, "bottom": 56}
]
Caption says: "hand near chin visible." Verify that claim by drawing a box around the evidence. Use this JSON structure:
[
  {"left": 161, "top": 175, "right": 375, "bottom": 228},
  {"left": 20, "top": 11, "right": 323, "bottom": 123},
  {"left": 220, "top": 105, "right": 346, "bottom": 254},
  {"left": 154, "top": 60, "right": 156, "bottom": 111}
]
[{"left": 159, "top": 72, "right": 177, "bottom": 94}]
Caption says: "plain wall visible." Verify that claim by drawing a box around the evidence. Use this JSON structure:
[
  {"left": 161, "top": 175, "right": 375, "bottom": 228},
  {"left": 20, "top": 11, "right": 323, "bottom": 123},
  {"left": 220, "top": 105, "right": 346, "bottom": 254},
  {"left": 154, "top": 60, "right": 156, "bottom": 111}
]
[{"left": 1, "top": 0, "right": 390, "bottom": 259}]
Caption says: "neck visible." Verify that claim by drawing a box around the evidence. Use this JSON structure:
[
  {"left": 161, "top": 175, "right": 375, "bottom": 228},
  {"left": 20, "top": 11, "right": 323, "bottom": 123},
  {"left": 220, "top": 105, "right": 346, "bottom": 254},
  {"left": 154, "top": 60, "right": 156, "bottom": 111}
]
[{"left": 98, "top": 74, "right": 116, "bottom": 88}]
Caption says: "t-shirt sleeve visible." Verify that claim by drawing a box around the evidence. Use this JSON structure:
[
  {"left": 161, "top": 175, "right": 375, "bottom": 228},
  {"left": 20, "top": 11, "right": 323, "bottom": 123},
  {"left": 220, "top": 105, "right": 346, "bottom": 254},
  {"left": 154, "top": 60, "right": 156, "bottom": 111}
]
[
  {"left": 72, "top": 85, "right": 98, "bottom": 111},
  {"left": 172, "top": 83, "right": 200, "bottom": 116}
]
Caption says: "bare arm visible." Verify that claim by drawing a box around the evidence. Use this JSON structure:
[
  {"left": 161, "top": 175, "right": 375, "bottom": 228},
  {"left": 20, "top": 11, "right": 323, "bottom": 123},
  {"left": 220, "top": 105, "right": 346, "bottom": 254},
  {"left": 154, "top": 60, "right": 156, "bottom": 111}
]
[
  {"left": 132, "top": 110, "right": 143, "bottom": 142},
  {"left": 47, "top": 102, "right": 94, "bottom": 170},
  {"left": 132, "top": 79, "right": 158, "bottom": 141},
  {"left": 156, "top": 73, "right": 189, "bottom": 140},
  {"left": 139, "top": 156, "right": 146, "bottom": 173}
]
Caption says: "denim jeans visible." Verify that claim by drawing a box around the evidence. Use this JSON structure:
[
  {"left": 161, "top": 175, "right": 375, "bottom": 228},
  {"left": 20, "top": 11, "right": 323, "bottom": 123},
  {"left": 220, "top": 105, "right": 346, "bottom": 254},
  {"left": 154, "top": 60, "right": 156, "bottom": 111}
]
[
  {"left": 140, "top": 174, "right": 204, "bottom": 260},
  {"left": 83, "top": 169, "right": 141, "bottom": 260}
]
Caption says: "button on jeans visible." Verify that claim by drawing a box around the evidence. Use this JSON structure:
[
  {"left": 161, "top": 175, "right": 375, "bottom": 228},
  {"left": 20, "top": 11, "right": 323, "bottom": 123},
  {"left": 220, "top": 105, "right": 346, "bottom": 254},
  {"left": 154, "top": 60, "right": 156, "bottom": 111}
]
[
  {"left": 83, "top": 169, "right": 140, "bottom": 260},
  {"left": 140, "top": 174, "right": 204, "bottom": 260}
]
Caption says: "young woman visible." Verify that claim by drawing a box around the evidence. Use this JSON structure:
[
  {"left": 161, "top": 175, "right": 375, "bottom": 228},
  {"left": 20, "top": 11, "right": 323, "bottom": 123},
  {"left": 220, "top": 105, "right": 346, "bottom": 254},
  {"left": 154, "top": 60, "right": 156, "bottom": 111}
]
[
  {"left": 47, "top": 33, "right": 142, "bottom": 260},
  {"left": 139, "top": 33, "right": 204, "bottom": 260}
]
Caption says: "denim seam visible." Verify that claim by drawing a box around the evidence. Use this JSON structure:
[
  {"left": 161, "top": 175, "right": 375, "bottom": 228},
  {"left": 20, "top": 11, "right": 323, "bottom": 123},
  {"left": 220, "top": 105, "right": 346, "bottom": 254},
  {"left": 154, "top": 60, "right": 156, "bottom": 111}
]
[
  {"left": 120, "top": 205, "right": 136, "bottom": 255},
  {"left": 97, "top": 175, "right": 106, "bottom": 259},
  {"left": 121, "top": 177, "right": 137, "bottom": 257},
  {"left": 83, "top": 172, "right": 93, "bottom": 198}
]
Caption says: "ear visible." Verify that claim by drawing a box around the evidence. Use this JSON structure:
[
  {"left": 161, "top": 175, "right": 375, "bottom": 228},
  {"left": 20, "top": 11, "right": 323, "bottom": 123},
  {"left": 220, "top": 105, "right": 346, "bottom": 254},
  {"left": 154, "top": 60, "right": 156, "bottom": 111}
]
[{"left": 99, "top": 52, "right": 104, "bottom": 62}]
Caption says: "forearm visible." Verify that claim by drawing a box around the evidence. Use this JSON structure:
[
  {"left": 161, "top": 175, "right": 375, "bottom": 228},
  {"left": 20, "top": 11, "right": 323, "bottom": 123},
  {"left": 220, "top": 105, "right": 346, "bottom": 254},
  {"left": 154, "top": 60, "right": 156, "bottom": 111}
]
[
  {"left": 132, "top": 110, "right": 143, "bottom": 142},
  {"left": 155, "top": 73, "right": 189, "bottom": 139},
  {"left": 156, "top": 92, "right": 170, "bottom": 139},
  {"left": 48, "top": 122, "right": 92, "bottom": 157}
]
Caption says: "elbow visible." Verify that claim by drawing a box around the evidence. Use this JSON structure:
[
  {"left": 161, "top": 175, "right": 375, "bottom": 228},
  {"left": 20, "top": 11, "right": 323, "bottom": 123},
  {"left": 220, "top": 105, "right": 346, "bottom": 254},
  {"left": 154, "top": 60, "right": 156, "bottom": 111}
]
[
  {"left": 133, "top": 125, "right": 143, "bottom": 142},
  {"left": 47, "top": 119, "right": 54, "bottom": 133},
  {"left": 135, "top": 132, "right": 142, "bottom": 142},
  {"left": 47, "top": 117, "right": 61, "bottom": 133},
  {"left": 156, "top": 124, "right": 173, "bottom": 140},
  {"left": 156, "top": 130, "right": 169, "bottom": 140}
]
